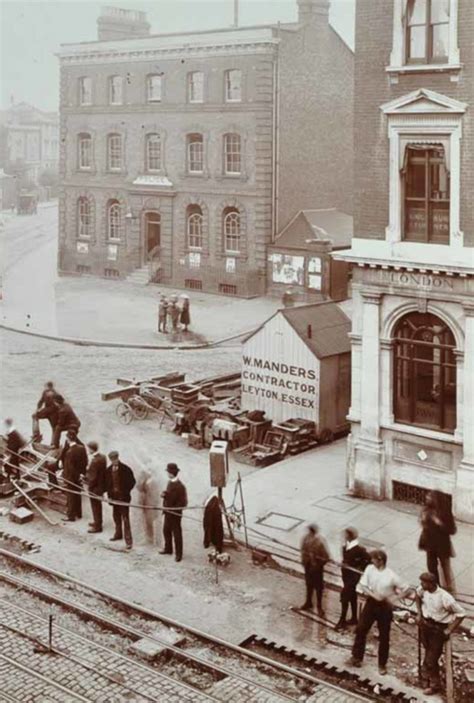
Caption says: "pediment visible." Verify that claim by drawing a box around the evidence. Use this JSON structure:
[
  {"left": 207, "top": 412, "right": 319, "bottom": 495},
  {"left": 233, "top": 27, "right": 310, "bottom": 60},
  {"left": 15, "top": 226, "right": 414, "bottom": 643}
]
[{"left": 381, "top": 89, "right": 467, "bottom": 115}]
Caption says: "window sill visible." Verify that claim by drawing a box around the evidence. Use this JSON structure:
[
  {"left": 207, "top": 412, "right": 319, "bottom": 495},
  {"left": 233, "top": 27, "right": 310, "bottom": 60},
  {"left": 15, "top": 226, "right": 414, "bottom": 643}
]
[
  {"left": 381, "top": 421, "right": 460, "bottom": 445},
  {"left": 386, "top": 63, "right": 462, "bottom": 75}
]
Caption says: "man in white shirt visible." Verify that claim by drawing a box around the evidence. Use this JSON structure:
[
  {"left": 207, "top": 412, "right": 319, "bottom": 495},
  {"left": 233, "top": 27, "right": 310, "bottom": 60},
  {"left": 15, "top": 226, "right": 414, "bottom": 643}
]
[
  {"left": 348, "top": 549, "right": 409, "bottom": 675},
  {"left": 416, "top": 571, "right": 465, "bottom": 695}
]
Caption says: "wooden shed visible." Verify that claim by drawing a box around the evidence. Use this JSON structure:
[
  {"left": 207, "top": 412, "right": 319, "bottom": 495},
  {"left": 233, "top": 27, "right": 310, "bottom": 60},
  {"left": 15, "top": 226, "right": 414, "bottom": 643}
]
[
  {"left": 241, "top": 301, "right": 351, "bottom": 438},
  {"left": 267, "top": 208, "right": 352, "bottom": 302}
]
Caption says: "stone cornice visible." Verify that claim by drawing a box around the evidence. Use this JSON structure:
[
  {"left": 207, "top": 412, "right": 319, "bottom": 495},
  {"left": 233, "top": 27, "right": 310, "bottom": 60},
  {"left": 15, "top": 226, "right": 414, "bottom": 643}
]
[
  {"left": 332, "top": 253, "right": 474, "bottom": 278},
  {"left": 61, "top": 103, "right": 272, "bottom": 116}
]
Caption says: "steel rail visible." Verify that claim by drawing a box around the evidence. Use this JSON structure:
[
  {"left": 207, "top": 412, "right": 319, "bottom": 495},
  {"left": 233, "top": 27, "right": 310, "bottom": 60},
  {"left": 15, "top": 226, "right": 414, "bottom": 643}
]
[
  {"left": 0, "top": 651, "right": 92, "bottom": 702},
  {"left": 0, "top": 547, "right": 372, "bottom": 702},
  {"left": 0, "top": 597, "right": 217, "bottom": 703}
]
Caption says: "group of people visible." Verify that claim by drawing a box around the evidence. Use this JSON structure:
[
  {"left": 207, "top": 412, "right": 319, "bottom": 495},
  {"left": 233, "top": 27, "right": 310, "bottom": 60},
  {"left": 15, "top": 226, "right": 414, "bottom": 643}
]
[
  {"left": 299, "top": 494, "right": 465, "bottom": 696},
  {"left": 158, "top": 293, "right": 191, "bottom": 334}
]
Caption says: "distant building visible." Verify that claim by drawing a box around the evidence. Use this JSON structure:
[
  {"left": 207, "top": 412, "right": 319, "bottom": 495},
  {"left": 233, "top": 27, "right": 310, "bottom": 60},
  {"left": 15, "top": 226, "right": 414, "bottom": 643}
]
[
  {"left": 0, "top": 102, "right": 59, "bottom": 185},
  {"left": 57, "top": 1, "right": 353, "bottom": 296},
  {"left": 335, "top": 0, "right": 474, "bottom": 522}
]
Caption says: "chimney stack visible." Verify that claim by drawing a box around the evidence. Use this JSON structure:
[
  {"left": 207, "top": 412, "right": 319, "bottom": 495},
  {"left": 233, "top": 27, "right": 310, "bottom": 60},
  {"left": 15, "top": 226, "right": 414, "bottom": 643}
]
[
  {"left": 97, "top": 6, "right": 151, "bottom": 41},
  {"left": 297, "top": 0, "right": 330, "bottom": 25}
]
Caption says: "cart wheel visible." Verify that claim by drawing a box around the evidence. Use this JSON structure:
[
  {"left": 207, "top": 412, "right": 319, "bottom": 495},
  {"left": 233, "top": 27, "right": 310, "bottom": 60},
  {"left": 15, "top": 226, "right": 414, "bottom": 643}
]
[
  {"left": 318, "top": 428, "right": 334, "bottom": 444},
  {"left": 132, "top": 400, "right": 149, "bottom": 420},
  {"left": 116, "top": 402, "right": 133, "bottom": 425}
]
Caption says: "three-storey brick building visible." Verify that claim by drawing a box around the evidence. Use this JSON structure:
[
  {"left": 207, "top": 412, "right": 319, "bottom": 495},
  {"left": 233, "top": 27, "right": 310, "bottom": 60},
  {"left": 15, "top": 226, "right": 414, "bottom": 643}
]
[
  {"left": 57, "top": 1, "right": 353, "bottom": 297},
  {"left": 336, "top": 0, "right": 474, "bottom": 521}
]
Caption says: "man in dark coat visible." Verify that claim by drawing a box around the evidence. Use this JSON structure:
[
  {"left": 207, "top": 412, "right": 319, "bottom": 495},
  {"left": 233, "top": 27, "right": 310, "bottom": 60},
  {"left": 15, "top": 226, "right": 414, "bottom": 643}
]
[
  {"left": 105, "top": 451, "right": 136, "bottom": 550},
  {"left": 61, "top": 429, "right": 88, "bottom": 522},
  {"left": 299, "top": 523, "right": 331, "bottom": 616},
  {"left": 335, "top": 527, "right": 371, "bottom": 631},
  {"left": 33, "top": 381, "right": 61, "bottom": 442},
  {"left": 86, "top": 441, "right": 107, "bottom": 533},
  {"left": 51, "top": 395, "right": 81, "bottom": 448},
  {"left": 3, "top": 418, "right": 26, "bottom": 479},
  {"left": 160, "top": 463, "right": 187, "bottom": 562}
]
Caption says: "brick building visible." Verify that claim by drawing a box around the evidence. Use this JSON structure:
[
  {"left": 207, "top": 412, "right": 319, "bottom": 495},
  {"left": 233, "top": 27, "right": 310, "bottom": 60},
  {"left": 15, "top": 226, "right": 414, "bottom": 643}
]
[
  {"left": 57, "top": 1, "right": 353, "bottom": 296},
  {"left": 335, "top": 0, "right": 474, "bottom": 521}
]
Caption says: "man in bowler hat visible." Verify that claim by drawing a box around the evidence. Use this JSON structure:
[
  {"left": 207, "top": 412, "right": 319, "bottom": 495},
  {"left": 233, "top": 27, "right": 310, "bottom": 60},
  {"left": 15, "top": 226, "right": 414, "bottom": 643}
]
[
  {"left": 61, "top": 429, "right": 88, "bottom": 522},
  {"left": 105, "top": 451, "right": 136, "bottom": 550},
  {"left": 160, "top": 463, "right": 187, "bottom": 561},
  {"left": 86, "top": 441, "right": 107, "bottom": 533}
]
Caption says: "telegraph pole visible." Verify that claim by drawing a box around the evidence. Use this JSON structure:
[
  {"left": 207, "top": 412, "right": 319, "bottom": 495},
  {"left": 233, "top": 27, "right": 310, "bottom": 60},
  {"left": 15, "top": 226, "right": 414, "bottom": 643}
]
[{"left": 233, "top": 0, "right": 239, "bottom": 27}]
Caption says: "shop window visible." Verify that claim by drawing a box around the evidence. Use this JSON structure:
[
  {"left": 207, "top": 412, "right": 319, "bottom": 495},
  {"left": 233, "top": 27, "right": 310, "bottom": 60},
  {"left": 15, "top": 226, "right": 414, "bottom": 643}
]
[
  {"left": 406, "top": 0, "right": 449, "bottom": 64},
  {"left": 223, "top": 133, "right": 241, "bottom": 175},
  {"left": 107, "top": 133, "right": 122, "bottom": 171},
  {"left": 147, "top": 74, "right": 162, "bottom": 103},
  {"left": 78, "top": 77, "right": 92, "bottom": 105},
  {"left": 187, "top": 133, "right": 204, "bottom": 173},
  {"left": 225, "top": 69, "right": 242, "bottom": 102},
  {"left": 78, "top": 133, "right": 92, "bottom": 170},
  {"left": 393, "top": 312, "right": 456, "bottom": 433},
  {"left": 146, "top": 134, "right": 162, "bottom": 171},
  {"left": 188, "top": 71, "right": 204, "bottom": 103},
  {"left": 77, "top": 197, "right": 92, "bottom": 238},
  {"left": 403, "top": 145, "right": 450, "bottom": 243},
  {"left": 107, "top": 200, "right": 122, "bottom": 241},
  {"left": 223, "top": 207, "right": 241, "bottom": 253},
  {"left": 109, "top": 75, "right": 123, "bottom": 105},
  {"left": 187, "top": 205, "right": 203, "bottom": 249}
]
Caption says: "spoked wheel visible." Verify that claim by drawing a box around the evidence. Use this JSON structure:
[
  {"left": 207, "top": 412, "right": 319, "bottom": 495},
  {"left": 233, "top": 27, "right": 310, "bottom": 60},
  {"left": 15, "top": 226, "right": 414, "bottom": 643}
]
[
  {"left": 116, "top": 402, "right": 133, "bottom": 425},
  {"left": 131, "top": 399, "right": 149, "bottom": 420}
]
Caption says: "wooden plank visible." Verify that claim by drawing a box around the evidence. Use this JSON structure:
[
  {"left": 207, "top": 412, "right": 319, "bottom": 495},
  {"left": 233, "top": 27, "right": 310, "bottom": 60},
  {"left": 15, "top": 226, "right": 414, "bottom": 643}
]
[
  {"left": 101, "top": 385, "right": 138, "bottom": 402},
  {"left": 115, "top": 372, "right": 185, "bottom": 388},
  {"left": 11, "top": 479, "right": 60, "bottom": 526}
]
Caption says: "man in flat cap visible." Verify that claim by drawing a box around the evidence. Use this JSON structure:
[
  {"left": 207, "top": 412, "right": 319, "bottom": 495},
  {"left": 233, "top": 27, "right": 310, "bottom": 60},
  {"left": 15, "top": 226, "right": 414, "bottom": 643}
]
[
  {"left": 61, "top": 428, "right": 88, "bottom": 522},
  {"left": 86, "top": 441, "right": 107, "bottom": 533},
  {"left": 160, "top": 463, "right": 187, "bottom": 562},
  {"left": 105, "top": 451, "right": 136, "bottom": 550}
]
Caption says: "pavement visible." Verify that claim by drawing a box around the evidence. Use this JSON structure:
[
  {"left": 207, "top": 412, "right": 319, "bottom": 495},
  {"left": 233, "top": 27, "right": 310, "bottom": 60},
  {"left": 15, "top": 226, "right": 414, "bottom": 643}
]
[{"left": 225, "top": 439, "right": 474, "bottom": 606}]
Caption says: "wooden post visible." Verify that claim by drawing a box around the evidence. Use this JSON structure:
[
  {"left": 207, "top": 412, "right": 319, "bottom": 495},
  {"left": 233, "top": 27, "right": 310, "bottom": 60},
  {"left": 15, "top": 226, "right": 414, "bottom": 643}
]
[
  {"left": 445, "top": 636, "right": 454, "bottom": 703},
  {"left": 237, "top": 473, "right": 249, "bottom": 548}
]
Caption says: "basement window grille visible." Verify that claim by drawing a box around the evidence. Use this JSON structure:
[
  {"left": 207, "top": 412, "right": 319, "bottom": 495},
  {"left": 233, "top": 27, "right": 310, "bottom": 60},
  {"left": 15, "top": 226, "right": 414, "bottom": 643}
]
[
  {"left": 392, "top": 480, "right": 453, "bottom": 510},
  {"left": 219, "top": 283, "right": 237, "bottom": 296},
  {"left": 104, "top": 268, "right": 120, "bottom": 278},
  {"left": 76, "top": 265, "right": 91, "bottom": 274},
  {"left": 185, "top": 279, "right": 202, "bottom": 291}
]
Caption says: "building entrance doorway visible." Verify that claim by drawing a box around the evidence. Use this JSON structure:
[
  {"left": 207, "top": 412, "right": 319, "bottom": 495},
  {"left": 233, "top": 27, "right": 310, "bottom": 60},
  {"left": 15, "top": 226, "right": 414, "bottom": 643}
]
[{"left": 144, "top": 211, "right": 161, "bottom": 260}]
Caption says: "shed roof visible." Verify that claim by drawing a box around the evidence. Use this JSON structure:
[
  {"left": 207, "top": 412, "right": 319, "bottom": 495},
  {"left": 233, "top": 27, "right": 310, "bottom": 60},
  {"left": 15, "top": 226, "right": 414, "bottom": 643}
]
[
  {"left": 274, "top": 209, "right": 353, "bottom": 251},
  {"left": 245, "top": 301, "right": 351, "bottom": 359}
]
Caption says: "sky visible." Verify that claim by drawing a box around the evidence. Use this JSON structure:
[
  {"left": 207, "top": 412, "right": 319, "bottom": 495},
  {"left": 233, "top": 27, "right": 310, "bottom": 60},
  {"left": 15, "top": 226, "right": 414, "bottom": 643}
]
[{"left": 0, "top": 0, "right": 355, "bottom": 112}]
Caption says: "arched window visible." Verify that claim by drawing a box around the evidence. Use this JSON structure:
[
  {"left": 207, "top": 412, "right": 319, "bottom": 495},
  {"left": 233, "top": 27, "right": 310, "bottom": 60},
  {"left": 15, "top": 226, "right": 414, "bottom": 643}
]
[
  {"left": 107, "top": 133, "right": 122, "bottom": 170},
  {"left": 187, "top": 133, "right": 203, "bottom": 173},
  {"left": 107, "top": 200, "right": 121, "bottom": 241},
  {"left": 187, "top": 205, "right": 203, "bottom": 249},
  {"left": 146, "top": 134, "right": 161, "bottom": 171},
  {"left": 109, "top": 75, "right": 123, "bottom": 105},
  {"left": 77, "top": 197, "right": 92, "bottom": 238},
  {"left": 78, "top": 133, "right": 92, "bottom": 169},
  {"left": 147, "top": 74, "right": 162, "bottom": 102},
  {"left": 393, "top": 312, "right": 456, "bottom": 433},
  {"left": 223, "top": 133, "right": 241, "bottom": 175},
  {"left": 223, "top": 207, "right": 241, "bottom": 252}
]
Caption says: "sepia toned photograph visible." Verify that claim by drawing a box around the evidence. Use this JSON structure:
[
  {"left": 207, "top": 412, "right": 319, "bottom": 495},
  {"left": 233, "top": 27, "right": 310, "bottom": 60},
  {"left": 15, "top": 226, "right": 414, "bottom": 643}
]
[{"left": 0, "top": 0, "right": 473, "bottom": 701}]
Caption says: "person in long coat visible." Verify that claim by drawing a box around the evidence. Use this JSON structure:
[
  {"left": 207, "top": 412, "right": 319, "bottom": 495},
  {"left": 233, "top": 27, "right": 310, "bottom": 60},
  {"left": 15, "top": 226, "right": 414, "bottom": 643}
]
[
  {"left": 168, "top": 297, "right": 180, "bottom": 333},
  {"left": 160, "top": 463, "right": 187, "bottom": 561},
  {"left": 418, "top": 490, "right": 456, "bottom": 593},
  {"left": 86, "top": 441, "right": 107, "bottom": 533},
  {"left": 203, "top": 494, "right": 224, "bottom": 553},
  {"left": 61, "top": 429, "right": 88, "bottom": 522},
  {"left": 299, "top": 523, "right": 331, "bottom": 616},
  {"left": 335, "top": 527, "right": 371, "bottom": 630},
  {"left": 105, "top": 451, "right": 136, "bottom": 550},
  {"left": 180, "top": 295, "right": 191, "bottom": 332},
  {"left": 158, "top": 296, "right": 168, "bottom": 333}
]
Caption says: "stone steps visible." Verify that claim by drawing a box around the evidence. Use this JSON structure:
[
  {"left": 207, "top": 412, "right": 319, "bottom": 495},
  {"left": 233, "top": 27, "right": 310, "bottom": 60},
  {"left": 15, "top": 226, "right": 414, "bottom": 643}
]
[{"left": 126, "top": 266, "right": 150, "bottom": 285}]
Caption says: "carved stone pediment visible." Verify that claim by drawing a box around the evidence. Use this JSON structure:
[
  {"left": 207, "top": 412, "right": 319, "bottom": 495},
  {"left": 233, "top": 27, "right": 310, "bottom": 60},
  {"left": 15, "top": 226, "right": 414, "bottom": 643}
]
[{"left": 381, "top": 89, "right": 467, "bottom": 116}]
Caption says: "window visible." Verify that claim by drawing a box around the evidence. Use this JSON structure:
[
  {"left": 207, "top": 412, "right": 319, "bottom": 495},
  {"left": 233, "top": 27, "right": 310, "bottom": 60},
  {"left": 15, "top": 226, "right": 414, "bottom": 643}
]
[
  {"left": 78, "top": 77, "right": 92, "bottom": 105},
  {"left": 107, "top": 200, "right": 122, "bottom": 240},
  {"left": 146, "top": 134, "right": 162, "bottom": 171},
  {"left": 225, "top": 69, "right": 242, "bottom": 102},
  {"left": 393, "top": 312, "right": 456, "bottom": 433},
  {"left": 107, "top": 133, "right": 122, "bottom": 171},
  {"left": 188, "top": 71, "right": 204, "bottom": 103},
  {"left": 403, "top": 145, "right": 450, "bottom": 243},
  {"left": 187, "top": 205, "right": 203, "bottom": 249},
  {"left": 406, "top": 0, "right": 449, "bottom": 64},
  {"left": 223, "top": 133, "right": 241, "bottom": 175},
  {"left": 109, "top": 76, "right": 123, "bottom": 105},
  {"left": 77, "top": 197, "right": 92, "bottom": 238},
  {"left": 187, "top": 133, "right": 203, "bottom": 173},
  {"left": 78, "top": 133, "right": 92, "bottom": 169},
  {"left": 223, "top": 207, "right": 241, "bottom": 253},
  {"left": 147, "top": 74, "right": 162, "bottom": 102}
]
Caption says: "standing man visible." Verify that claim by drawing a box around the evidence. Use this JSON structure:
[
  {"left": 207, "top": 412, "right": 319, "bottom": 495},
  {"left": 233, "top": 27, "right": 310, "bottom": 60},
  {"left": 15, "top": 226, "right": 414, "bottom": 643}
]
[
  {"left": 3, "top": 418, "right": 26, "bottom": 479},
  {"left": 335, "top": 527, "right": 371, "bottom": 631},
  {"left": 416, "top": 572, "right": 465, "bottom": 696},
  {"left": 349, "top": 550, "right": 409, "bottom": 675},
  {"left": 86, "top": 441, "right": 106, "bottom": 533},
  {"left": 299, "top": 524, "right": 331, "bottom": 616},
  {"left": 52, "top": 395, "right": 81, "bottom": 448},
  {"left": 105, "top": 451, "right": 136, "bottom": 551},
  {"left": 158, "top": 295, "right": 168, "bottom": 333},
  {"left": 160, "top": 463, "right": 187, "bottom": 562},
  {"left": 61, "top": 429, "right": 88, "bottom": 522},
  {"left": 33, "top": 381, "right": 61, "bottom": 442}
]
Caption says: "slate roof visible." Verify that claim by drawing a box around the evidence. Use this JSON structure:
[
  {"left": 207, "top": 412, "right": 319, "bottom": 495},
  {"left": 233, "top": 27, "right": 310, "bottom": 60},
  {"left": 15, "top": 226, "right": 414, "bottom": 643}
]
[
  {"left": 273, "top": 209, "right": 353, "bottom": 251},
  {"left": 245, "top": 301, "right": 351, "bottom": 359}
]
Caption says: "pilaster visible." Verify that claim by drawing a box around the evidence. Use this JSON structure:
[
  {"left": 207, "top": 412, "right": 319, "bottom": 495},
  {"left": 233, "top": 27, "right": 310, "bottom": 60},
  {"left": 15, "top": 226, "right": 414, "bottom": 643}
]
[{"left": 454, "top": 305, "right": 474, "bottom": 523}]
